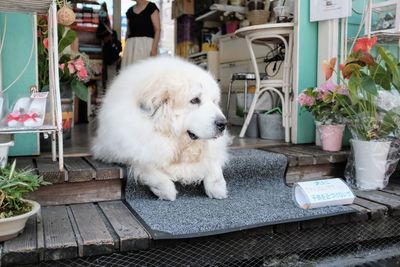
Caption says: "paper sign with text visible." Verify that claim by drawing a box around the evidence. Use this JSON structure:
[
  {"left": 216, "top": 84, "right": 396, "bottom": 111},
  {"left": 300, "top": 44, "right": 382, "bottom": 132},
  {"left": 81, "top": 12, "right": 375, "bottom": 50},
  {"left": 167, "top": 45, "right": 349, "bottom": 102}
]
[{"left": 293, "top": 178, "right": 355, "bottom": 209}]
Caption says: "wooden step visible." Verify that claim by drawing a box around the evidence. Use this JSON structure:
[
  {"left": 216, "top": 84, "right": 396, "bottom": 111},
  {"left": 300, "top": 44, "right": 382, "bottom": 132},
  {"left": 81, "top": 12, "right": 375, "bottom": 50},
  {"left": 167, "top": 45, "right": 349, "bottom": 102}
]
[
  {"left": 3, "top": 185, "right": 400, "bottom": 266},
  {"left": 12, "top": 157, "right": 125, "bottom": 205},
  {"left": 0, "top": 201, "right": 151, "bottom": 266},
  {"left": 260, "top": 145, "right": 350, "bottom": 184}
]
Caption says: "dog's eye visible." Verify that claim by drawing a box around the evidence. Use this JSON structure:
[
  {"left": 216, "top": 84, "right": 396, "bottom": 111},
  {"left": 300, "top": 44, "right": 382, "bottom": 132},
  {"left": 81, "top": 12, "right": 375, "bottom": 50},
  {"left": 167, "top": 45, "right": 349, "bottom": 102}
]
[{"left": 190, "top": 97, "right": 201, "bottom": 105}]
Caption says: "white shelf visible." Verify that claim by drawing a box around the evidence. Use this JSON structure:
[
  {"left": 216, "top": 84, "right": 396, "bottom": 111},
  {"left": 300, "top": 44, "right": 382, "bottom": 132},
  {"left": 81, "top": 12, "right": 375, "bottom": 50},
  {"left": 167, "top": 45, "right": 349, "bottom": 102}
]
[
  {"left": 0, "top": 125, "right": 57, "bottom": 134},
  {"left": 195, "top": 4, "right": 246, "bottom": 22},
  {"left": 0, "top": 0, "right": 52, "bottom": 14}
]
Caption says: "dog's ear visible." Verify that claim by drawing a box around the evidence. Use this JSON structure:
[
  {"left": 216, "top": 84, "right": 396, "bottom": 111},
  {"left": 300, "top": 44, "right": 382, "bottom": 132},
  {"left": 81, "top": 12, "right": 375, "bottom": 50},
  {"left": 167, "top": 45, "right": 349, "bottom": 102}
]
[
  {"left": 139, "top": 89, "right": 170, "bottom": 117},
  {"left": 138, "top": 84, "right": 174, "bottom": 134}
]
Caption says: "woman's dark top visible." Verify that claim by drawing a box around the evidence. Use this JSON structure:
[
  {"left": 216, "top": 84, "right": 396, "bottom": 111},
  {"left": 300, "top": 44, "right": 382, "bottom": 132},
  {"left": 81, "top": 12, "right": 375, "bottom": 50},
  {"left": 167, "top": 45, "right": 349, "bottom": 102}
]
[{"left": 126, "top": 2, "right": 159, "bottom": 39}]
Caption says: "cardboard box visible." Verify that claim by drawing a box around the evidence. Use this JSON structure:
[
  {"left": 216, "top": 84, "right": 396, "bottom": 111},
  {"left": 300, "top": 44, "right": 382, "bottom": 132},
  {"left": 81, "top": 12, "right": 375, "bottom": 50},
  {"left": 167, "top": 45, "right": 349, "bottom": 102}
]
[{"left": 172, "top": 0, "right": 194, "bottom": 19}]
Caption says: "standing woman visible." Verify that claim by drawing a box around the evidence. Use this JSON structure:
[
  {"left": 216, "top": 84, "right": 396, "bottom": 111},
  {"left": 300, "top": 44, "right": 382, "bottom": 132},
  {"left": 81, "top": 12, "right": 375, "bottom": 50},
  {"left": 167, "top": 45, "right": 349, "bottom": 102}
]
[{"left": 122, "top": 0, "right": 161, "bottom": 68}]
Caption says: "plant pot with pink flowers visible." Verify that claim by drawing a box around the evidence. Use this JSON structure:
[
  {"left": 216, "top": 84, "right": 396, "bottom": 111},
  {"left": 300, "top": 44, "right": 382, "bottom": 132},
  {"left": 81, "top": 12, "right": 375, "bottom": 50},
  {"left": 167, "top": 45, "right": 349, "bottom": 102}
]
[
  {"left": 298, "top": 80, "right": 349, "bottom": 152},
  {"left": 322, "top": 37, "right": 400, "bottom": 191}
]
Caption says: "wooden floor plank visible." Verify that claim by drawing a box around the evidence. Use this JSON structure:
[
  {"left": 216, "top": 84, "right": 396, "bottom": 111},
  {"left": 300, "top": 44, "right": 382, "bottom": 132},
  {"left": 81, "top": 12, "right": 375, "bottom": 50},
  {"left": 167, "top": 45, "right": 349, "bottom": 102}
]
[
  {"left": 36, "top": 210, "right": 44, "bottom": 262},
  {"left": 290, "top": 145, "right": 349, "bottom": 164},
  {"left": 36, "top": 158, "right": 66, "bottom": 184},
  {"left": 26, "top": 179, "right": 122, "bottom": 206},
  {"left": 64, "top": 157, "right": 96, "bottom": 182},
  {"left": 85, "top": 157, "right": 122, "bottom": 180},
  {"left": 348, "top": 204, "right": 369, "bottom": 222},
  {"left": 381, "top": 183, "right": 400, "bottom": 197},
  {"left": 2, "top": 216, "right": 38, "bottom": 266},
  {"left": 70, "top": 203, "right": 115, "bottom": 256},
  {"left": 41, "top": 206, "right": 78, "bottom": 261},
  {"left": 260, "top": 147, "right": 298, "bottom": 166},
  {"left": 98, "top": 201, "right": 150, "bottom": 251},
  {"left": 13, "top": 158, "right": 36, "bottom": 172},
  {"left": 353, "top": 197, "right": 389, "bottom": 220},
  {"left": 285, "top": 163, "right": 345, "bottom": 185},
  {"left": 356, "top": 190, "right": 400, "bottom": 216}
]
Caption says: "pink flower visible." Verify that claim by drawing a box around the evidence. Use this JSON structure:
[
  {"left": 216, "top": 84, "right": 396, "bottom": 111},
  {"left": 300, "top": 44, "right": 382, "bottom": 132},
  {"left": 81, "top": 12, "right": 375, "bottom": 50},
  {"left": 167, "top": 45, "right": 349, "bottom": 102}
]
[
  {"left": 74, "top": 58, "right": 85, "bottom": 71},
  {"left": 336, "top": 85, "right": 349, "bottom": 96},
  {"left": 77, "top": 68, "right": 88, "bottom": 80},
  {"left": 298, "top": 92, "right": 315, "bottom": 107},
  {"left": 67, "top": 63, "right": 75, "bottom": 74},
  {"left": 316, "top": 81, "right": 338, "bottom": 100},
  {"left": 43, "top": 38, "right": 48, "bottom": 49},
  {"left": 59, "top": 63, "right": 65, "bottom": 70}
]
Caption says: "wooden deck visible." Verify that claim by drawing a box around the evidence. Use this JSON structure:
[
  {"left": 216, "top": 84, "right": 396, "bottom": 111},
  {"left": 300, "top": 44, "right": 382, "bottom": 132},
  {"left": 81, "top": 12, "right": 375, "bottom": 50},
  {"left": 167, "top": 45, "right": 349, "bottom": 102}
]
[
  {"left": 1, "top": 181, "right": 400, "bottom": 266},
  {"left": 2, "top": 145, "right": 399, "bottom": 266}
]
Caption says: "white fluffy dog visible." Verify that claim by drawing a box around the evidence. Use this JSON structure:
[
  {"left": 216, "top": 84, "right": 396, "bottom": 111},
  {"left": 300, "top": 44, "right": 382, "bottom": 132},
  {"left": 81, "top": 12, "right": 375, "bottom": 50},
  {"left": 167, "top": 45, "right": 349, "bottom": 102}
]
[{"left": 92, "top": 56, "right": 230, "bottom": 201}]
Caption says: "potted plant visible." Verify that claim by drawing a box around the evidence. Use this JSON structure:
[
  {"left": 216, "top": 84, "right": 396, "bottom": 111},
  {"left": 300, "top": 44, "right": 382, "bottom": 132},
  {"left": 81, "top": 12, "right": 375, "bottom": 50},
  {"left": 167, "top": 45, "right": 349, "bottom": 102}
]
[
  {"left": 37, "top": 15, "right": 92, "bottom": 102},
  {"left": 258, "top": 107, "right": 285, "bottom": 140},
  {"left": 324, "top": 36, "right": 400, "bottom": 190},
  {"left": 0, "top": 160, "right": 48, "bottom": 241},
  {"left": 298, "top": 79, "right": 348, "bottom": 152}
]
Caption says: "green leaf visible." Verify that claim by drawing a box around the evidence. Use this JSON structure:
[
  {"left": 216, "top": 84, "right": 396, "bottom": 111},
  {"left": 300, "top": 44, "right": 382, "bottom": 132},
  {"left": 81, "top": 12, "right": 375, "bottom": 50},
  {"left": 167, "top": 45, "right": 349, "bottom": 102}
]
[
  {"left": 348, "top": 75, "right": 360, "bottom": 104},
  {"left": 58, "top": 29, "right": 77, "bottom": 54},
  {"left": 377, "top": 46, "right": 400, "bottom": 91},
  {"left": 360, "top": 75, "right": 377, "bottom": 95},
  {"left": 369, "top": 64, "right": 391, "bottom": 90},
  {"left": 71, "top": 79, "right": 88, "bottom": 102}
]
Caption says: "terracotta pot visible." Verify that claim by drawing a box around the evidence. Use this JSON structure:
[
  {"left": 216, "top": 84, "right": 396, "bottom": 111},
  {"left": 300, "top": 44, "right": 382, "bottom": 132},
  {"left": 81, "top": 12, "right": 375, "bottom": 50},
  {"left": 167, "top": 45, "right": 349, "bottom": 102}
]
[
  {"left": 318, "top": 124, "right": 345, "bottom": 152},
  {"left": 0, "top": 199, "right": 40, "bottom": 242}
]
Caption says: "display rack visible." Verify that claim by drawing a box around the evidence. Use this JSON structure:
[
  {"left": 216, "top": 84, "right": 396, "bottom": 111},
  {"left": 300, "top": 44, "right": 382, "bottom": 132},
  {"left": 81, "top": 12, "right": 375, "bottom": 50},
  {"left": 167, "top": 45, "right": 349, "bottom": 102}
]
[
  {"left": 0, "top": 0, "right": 64, "bottom": 170},
  {"left": 195, "top": 4, "right": 246, "bottom": 22}
]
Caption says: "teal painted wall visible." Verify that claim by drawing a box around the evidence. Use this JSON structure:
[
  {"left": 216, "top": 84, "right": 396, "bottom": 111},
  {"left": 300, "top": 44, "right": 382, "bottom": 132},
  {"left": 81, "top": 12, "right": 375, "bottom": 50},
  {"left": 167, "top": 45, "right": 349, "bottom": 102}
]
[
  {"left": 0, "top": 13, "right": 39, "bottom": 156},
  {"left": 296, "top": 0, "right": 319, "bottom": 143}
]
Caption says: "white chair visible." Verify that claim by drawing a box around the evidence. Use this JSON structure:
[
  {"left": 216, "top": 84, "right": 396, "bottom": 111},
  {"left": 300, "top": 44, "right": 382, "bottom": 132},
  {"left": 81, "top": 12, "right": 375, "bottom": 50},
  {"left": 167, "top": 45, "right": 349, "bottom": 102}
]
[{"left": 235, "top": 23, "right": 294, "bottom": 142}]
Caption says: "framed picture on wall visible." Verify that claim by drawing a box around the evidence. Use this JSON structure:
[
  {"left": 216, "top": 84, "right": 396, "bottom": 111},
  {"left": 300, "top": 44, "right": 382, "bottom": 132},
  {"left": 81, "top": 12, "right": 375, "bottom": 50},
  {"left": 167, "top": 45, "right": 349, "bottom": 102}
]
[
  {"left": 310, "top": 0, "right": 352, "bottom": 22},
  {"left": 365, "top": 0, "right": 400, "bottom": 35}
]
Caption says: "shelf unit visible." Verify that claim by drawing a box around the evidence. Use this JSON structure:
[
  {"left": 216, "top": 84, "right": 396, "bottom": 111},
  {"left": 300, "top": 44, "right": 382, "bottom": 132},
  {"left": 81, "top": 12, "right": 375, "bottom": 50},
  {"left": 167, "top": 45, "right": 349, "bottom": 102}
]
[
  {"left": 0, "top": 0, "right": 64, "bottom": 170},
  {"left": 195, "top": 4, "right": 246, "bottom": 22}
]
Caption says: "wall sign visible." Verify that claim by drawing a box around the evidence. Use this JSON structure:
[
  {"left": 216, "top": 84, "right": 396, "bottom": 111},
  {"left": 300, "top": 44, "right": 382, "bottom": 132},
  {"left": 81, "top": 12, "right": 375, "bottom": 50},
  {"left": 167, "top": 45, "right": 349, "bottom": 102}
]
[{"left": 310, "top": 0, "right": 352, "bottom": 22}]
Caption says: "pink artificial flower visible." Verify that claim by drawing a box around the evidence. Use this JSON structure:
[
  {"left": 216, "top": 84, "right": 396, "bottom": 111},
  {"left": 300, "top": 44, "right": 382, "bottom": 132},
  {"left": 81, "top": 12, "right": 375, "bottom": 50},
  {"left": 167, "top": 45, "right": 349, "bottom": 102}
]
[
  {"left": 298, "top": 92, "right": 315, "bottom": 107},
  {"left": 74, "top": 58, "right": 85, "bottom": 71},
  {"left": 67, "top": 63, "right": 75, "bottom": 74},
  {"left": 43, "top": 38, "right": 48, "bottom": 49},
  {"left": 336, "top": 85, "right": 349, "bottom": 96},
  {"left": 77, "top": 68, "right": 88, "bottom": 80},
  {"left": 59, "top": 63, "right": 65, "bottom": 70},
  {"left": 316, "top": 81, "right": 337, "bottom": 100},
  {"left": 322, "top": 57, "right": 337, "bottom": 81}
]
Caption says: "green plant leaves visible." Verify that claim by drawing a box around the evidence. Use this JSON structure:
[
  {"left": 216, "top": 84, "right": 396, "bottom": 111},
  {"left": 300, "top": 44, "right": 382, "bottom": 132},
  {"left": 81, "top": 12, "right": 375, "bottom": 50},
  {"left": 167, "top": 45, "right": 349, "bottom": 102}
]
[
  {"left": 369, "top": 64, "right": 391, "bottom": 90},
  {"left": 71, "top": 79, "right": 88, "bottom": 102},
  {"left": 377, "top": 46, "right": 400, "bottom": 92},
  {"left": 0, "top": 160, "right": 48, "bottom": 218},
  {"left": 58, "top": 29, "right": 77, "bottom": 54},
  {"left": 360, "top": 75, "right": 377, "bottom": 95}
]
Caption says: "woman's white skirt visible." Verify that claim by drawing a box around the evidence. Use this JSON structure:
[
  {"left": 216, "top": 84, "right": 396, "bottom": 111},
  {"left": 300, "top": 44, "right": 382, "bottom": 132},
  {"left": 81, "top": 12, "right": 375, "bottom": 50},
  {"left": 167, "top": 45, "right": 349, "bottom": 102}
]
[{"left": 121, "top": 37, "right": 153, "bottom": 69}]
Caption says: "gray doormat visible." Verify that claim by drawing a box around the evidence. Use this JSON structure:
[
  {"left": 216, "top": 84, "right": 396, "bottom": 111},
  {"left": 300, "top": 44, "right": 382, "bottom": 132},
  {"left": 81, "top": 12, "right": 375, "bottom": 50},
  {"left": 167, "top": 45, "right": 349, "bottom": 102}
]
[{"left": 125, "top": 149, "right": 355, "bottom": 239}]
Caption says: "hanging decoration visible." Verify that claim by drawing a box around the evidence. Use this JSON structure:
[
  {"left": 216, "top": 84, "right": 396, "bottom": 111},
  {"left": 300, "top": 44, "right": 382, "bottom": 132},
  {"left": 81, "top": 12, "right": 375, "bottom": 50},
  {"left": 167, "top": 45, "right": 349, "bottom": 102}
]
[{"left": 57, "top": 0, "right": 76, "bottom": 26}]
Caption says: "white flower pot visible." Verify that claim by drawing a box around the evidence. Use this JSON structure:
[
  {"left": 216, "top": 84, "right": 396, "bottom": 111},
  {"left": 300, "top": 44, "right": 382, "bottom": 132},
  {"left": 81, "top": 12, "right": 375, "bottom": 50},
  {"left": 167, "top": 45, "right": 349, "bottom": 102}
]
[
  {"left": 0, "top": 141, "right": 14, "bottom": 168},
  {"left": 0, "top": 199, "right": 40, "bottom": 242},
  {"left": 352, "top": 139, "right": 391, "bottom": 190}
]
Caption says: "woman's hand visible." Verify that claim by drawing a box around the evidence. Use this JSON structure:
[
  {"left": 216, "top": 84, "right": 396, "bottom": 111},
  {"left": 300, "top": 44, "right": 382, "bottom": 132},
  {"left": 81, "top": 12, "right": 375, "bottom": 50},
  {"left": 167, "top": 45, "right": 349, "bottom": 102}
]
[{"left": 150, "top": 48, "right": 158, "bottom": 57}]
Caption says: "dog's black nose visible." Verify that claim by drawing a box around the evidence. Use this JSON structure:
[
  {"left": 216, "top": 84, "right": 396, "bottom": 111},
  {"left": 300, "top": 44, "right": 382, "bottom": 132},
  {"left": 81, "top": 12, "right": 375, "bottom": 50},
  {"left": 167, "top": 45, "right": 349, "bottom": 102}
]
[{"left": 215, "top": 118, "right": 227, "bottom": 132}]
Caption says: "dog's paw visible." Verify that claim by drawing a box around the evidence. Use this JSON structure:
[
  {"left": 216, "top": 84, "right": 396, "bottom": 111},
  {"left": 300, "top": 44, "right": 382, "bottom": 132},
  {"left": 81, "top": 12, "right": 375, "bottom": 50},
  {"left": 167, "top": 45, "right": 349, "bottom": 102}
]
[
  {"left": 150, "top": 181, "right": 178, "bottom": 201},
  {"left": 204, "top": 178, "right": 228, "bottom": 199}
]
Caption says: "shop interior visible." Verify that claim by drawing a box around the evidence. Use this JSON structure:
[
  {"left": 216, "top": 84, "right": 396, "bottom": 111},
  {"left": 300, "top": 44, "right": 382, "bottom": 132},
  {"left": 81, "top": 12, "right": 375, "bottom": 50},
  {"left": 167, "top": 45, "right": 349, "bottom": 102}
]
[{"left": 59, "top": 0, "right": 296, "bottom": 156}]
